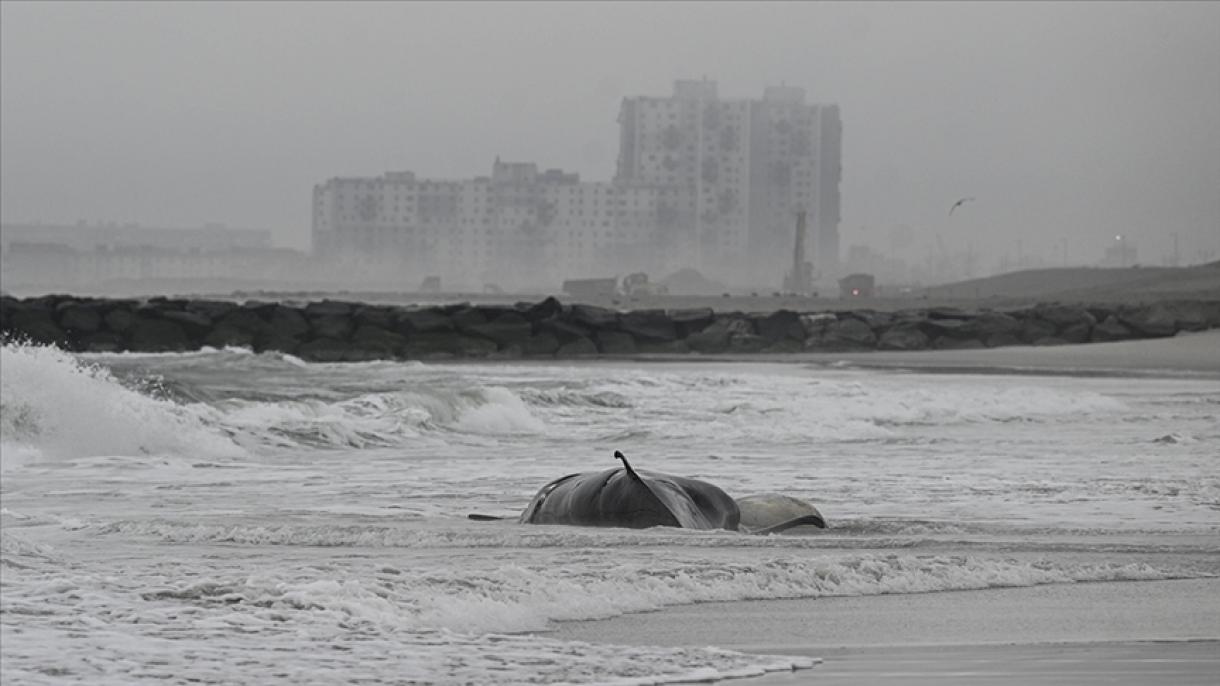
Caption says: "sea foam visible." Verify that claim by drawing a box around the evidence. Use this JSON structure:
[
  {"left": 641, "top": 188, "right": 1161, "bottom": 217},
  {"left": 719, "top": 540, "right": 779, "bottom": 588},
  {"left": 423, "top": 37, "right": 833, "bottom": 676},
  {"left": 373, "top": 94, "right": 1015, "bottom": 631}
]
[{"left": 0, "top": 343, "right": 242, "bottom": 465}]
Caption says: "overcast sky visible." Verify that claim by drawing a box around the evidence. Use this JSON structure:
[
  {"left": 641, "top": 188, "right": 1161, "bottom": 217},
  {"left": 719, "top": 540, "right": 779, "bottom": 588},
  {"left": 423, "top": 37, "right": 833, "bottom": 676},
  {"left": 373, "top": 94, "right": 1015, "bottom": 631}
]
[{"left": 2, "top": 1, "right": 1217, "bottom": 269}]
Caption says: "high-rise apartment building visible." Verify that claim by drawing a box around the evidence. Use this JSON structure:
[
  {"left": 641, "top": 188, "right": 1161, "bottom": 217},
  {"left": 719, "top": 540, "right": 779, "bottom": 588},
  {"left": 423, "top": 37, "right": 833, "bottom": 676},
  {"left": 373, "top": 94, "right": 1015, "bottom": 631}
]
[
  {"left": 616, "top": 79, "right": 841, "bottom": 283},
  {"left": 312, "top": 79, "right": 842, "bottom": 291}
]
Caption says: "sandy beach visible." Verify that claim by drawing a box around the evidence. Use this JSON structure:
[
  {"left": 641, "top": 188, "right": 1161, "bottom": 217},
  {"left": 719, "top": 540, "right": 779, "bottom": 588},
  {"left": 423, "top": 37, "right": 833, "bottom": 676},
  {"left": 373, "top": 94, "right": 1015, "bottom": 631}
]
[
  {"left": 545, "top": 580, "right": 1220, "bottom": 684},
  {"left": 639, "top": 328, "right": 1220, "bottom": 375}
]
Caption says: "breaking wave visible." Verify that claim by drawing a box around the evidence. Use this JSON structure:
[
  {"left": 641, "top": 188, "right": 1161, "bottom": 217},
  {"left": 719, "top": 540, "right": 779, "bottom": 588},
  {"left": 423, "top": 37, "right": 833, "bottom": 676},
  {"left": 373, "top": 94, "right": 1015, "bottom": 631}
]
[{"left": 0, "top": 343, "right": 545, "bottom": 465}]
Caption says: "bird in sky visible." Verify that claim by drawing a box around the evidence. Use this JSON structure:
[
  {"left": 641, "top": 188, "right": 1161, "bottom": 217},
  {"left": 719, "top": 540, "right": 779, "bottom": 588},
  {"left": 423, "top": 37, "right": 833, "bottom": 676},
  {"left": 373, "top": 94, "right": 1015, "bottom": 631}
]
[{"left": 949, "top": 197, "right": 975, "bottom": 216}]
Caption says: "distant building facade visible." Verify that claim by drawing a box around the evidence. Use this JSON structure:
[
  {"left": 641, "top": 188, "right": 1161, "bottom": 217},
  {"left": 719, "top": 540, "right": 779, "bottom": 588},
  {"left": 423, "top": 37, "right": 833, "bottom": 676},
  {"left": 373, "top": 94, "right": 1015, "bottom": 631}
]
[
  {"left": 0, "top": 222, "right": 302, "bottom": 294},
  {"left": 312, "top": 79, "right": 842, "bottom": 291},
  {"left": 312, "top": 162, "right": 667, "bottom": 292},
  {"left": 616, "top": 79, "right": 841, "bottom": 284},
  {"left": 0, "top": 221, "right": 271, "bottom": 253}
]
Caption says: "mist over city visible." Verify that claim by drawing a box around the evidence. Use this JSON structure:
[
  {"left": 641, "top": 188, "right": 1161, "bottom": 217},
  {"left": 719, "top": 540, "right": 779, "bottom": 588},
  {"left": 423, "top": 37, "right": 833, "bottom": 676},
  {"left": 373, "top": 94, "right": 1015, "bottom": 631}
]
[
  {"left": 2, "top": 2, "right": 1217, "bottom": 299},
  {"left": 4, "top": 5, "right": 1220, "bottom": 685}
]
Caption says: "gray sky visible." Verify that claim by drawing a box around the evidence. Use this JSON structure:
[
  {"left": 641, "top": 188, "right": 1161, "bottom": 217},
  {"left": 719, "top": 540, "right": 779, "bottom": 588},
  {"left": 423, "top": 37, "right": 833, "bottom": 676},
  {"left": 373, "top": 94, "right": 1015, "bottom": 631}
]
[{"left": 3, "top": 1, "right": 1218, "bottom": 269}]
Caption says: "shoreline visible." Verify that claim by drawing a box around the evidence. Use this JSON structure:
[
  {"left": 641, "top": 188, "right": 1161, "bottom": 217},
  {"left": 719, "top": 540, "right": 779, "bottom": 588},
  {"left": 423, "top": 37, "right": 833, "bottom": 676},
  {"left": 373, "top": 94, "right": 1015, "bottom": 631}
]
[
  {"left": 630, "top": 328, "right": 1220, "bottom": 375},
  {"left": 542, "top": 578, "right": 1220, "bottom": 684}
]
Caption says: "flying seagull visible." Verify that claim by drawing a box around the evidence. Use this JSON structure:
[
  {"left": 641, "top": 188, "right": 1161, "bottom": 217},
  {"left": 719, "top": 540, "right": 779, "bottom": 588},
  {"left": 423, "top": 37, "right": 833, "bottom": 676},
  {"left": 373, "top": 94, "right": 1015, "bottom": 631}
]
[{"left": 949, "top": 197, "right": 975, "bottom": 216}]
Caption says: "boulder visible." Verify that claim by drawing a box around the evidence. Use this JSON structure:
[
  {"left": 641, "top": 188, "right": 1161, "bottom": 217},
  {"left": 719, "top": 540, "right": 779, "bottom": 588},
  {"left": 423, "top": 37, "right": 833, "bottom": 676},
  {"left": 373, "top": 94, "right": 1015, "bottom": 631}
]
[
  {"left": 450, "top": 306, "right": 489, "bottom": 331},
  {"left": 349, "top": 325, "right": 406, "bottom": 354},
  {"left": 296, "top": 337, "right": 349, "bottom": 362},
  {"left": 686, "top": 316, "right": 753, "bottom": 353},
  {"left": 130, "top": 318, "right": 190, "bottom": 352},
  {"left": 566, "top": 304, "right": 618, "bottom": 329},
  {"left": 1090, "top": 315, "right": 1135, "bottom": 342},
  {"left": 399, "top": 308, "right": 454, "bottom": 333},
  {"left": 535, "top": 317, "right": 591, "bottom": 343},
  {"left": 158, "top": 310, "right": 214, "bottom": 338},
  {"left": 1120, "top": 301, "right": 1214, "bottom": 336},
  {"left": 104, "top": 307, "right": 139, "bottom": 334},
  {"left": 667, "top": 308, "right": 715, "bottom": 337},
  {"left": 80, "top": 331, "right": 125, "bottom": 353},
  {"left": 1117, "top": 304, "right": 1177, "bottom": 337},
  {"left": 842, "top": 310, "right": 894, "bottom": 332},
  {"left": 56, "top": 303, "right": 105, "bottom": 334},
  {"left": 254, "top": 335, "right": 300, "bottom": 355},
  {"left": 185, "top": 300, "right": 239, "bottom": 320},
  {"left": 762, "top": 338, "right": 804, "bottom": 353},
  {"left": 525, "top": 297, "right": 564, "bottom": 322},
  {"left": 595, "top": 330, "right": 637, "bottom": 354},
  {"left": 466, "top": 312, "right": 533, "bottom": 348},
  {"left": 403, "top": 331, "right": 497, "bottom": 358},
  {"left": 808, "top": 318, "right": 876, "bottom": 350},
  {"left": 488, "top": 344, "right": 525, "bottom": 360},
  {"left": 310, "top": 314, "right": 353, "bottom": 341},
  {"left": 1018, "top": 317, "right": 1057, "bottom": 344},
  {"left": 728, "top": 333, "right": 768, "bottom": 353},
  {"left": 926, "top": 307, "right": 971, "bottom": 320},
  {"left": 1059, "top": 321, "right": 1092, "bottom": 344},
  {"left": 303, "top": 300, "right": 356, "bottom": 318},
  {"left": 619, "top": 309, "right": 677, "bottom": 342},
  {"left": 918, "top": 317, "right": 974, "bottom": 339},
  {"left": 556, "top": 336, "right": 598, "bottom": 357},
  {"left": 1033, "top": 304, "right": 1097, "bottom": 330},
  {"left": 265, "top": 305, "right": 311, "bottom": 340},
  {"left": 215, "top": 309, "right": 269, "bottom": 337},
  {"left": 877, "top": 323, "right": 930, "bottom": 351},
  {"left": 959, "top": 311, "right": 1022, "bottom": 339},
  {"left": 8, "top": 310, "right": 68, "bottom": 347},
  {"left": 800, "top": 313, "right": 839, "bottom": 339},
  {"left": 754, "top": 310, "right": 805, "bottom": 342},
  {"left": 352, "top": 305, "right": 398, "bottom": 330},
  {"left": 522, "top": 332, "right": 561, "bottom": 356}
]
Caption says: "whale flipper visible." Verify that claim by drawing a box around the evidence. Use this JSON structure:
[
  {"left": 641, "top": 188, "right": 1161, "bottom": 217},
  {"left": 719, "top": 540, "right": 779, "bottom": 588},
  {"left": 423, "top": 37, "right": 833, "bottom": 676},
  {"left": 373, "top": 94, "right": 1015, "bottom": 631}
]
[
  {"left": 742, "top": 513, "right": 827, "bottom": 535},
  {"left": 467, "top": 513, "right": 511, "bottom": 521},
  {"left": 735, "top": 493, "right": 826, "bottom": 534}
]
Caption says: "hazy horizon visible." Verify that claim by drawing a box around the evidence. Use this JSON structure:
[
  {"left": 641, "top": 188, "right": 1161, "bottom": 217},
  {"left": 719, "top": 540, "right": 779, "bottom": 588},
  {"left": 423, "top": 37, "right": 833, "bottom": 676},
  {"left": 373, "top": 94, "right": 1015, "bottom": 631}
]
[{"left": 3, "top": 1, "right": 1218, "bottom": 272}]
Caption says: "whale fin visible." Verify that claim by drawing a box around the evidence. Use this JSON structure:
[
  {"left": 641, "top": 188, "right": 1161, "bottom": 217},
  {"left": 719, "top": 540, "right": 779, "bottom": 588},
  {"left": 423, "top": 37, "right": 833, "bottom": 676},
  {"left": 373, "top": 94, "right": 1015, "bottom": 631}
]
[
  {"left": 742, "top": 513, "right": 827, "bottom": 535},
  {"left": 613, "top": 450, "right": 643, "bottom": 482}
]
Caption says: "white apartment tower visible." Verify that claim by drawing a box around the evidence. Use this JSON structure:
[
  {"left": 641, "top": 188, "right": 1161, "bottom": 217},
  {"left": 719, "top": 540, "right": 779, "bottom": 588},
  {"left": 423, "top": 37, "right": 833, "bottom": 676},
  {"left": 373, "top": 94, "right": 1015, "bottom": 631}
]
[{"left": 616, "top": 80, "right": 842, "bottom": 285}]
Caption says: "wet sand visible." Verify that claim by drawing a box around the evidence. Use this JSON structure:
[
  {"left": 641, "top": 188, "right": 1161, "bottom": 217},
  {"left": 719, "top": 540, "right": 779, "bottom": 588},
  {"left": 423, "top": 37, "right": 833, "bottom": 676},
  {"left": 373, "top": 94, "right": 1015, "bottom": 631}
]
[
  {"left": 544, "top": 579, "right": 1220, "bottom": 684},
  {"left": 637, "top": 329, "right": 1220, "bottom": 375}
]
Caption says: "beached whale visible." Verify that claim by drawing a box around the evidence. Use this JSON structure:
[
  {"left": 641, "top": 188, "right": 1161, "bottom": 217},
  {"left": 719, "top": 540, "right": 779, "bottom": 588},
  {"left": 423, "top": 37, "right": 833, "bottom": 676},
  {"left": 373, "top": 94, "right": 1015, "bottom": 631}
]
[{"left": 469, "top": 451, "right": 825, "bottom": 534}]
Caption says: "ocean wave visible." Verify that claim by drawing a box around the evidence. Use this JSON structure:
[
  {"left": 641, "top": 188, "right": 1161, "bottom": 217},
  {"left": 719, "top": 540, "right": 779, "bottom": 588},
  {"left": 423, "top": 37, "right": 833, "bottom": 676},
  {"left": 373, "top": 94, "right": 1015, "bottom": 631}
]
[
  {"left": 0, "top": 343, "right": 243, "bottom": 464},
  {"left": 120, "top": 546, "right": 1190, "bottom": 636},
  {"left": 0, "top": 343, "right": 546, "bottom": 461}
]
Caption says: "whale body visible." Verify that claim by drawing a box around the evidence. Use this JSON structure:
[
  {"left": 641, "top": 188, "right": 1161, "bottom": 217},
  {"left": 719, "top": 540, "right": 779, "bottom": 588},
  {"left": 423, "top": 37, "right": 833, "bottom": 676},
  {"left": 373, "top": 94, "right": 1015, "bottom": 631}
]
[
  {"left": 520, "top": 461, "right": 740, "bottom": 530},
  {"left": 472, "top": 451, "right": 826, "bottom": 534}
]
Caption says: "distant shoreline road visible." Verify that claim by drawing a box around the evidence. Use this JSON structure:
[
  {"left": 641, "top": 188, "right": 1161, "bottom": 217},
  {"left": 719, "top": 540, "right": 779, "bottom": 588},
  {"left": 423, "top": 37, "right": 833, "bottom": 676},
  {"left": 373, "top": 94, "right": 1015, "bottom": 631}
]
[{"left": 3, "top": 293, "right": 1218, "bottom": 364}]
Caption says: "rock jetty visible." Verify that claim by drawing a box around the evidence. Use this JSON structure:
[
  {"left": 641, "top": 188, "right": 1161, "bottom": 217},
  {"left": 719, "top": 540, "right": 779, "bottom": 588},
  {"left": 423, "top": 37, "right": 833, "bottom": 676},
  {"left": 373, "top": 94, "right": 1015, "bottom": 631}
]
[{"left": 2, "top": 295, "right": 1217, "bottom": 362}]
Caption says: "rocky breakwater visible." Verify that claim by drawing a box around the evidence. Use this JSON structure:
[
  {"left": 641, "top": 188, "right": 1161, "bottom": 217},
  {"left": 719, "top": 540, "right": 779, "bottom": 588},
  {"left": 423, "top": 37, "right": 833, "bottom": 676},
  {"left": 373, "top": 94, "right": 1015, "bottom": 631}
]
[{"left": 2, "top": 295, "right": 1218, "bottom": 361}]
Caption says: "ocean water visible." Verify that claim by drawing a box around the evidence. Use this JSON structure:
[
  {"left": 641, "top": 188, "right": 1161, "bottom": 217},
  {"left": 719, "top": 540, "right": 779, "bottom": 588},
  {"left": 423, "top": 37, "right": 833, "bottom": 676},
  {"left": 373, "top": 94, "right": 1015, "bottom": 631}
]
[{"left": 2, "top": 342, "right": 1218, "bottom": 684}]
